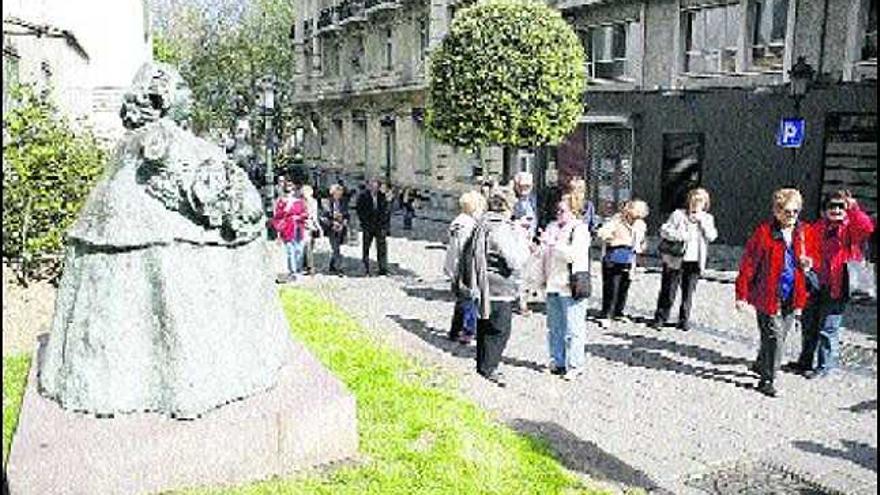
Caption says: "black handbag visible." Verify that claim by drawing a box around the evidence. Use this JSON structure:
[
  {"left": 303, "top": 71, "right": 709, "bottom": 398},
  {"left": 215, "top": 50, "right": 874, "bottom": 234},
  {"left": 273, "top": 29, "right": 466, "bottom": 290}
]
[
  {"left": 568, "top": 227, "right": 591, "bottom": 300},
  {"left": 658, "top": 237, "right": 686, "bottom": 257},
  {"left": 799, "top": 234, "right": 820, "bottom": 295}
]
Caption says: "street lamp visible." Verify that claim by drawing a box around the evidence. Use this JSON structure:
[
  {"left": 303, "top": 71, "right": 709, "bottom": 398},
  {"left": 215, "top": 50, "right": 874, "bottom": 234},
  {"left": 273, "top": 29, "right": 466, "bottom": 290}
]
[
  {"left": 258, "top": 76, "right": 276, "bottom": 236},
  {"left": 787, "top": 56, "right": 814, "bottom": 171},
  {"left": 380, "top": 114, "right": 395, "bottom": 183},
  {"left": 788, "top": 56, "right": 815, "bottom": 115}
]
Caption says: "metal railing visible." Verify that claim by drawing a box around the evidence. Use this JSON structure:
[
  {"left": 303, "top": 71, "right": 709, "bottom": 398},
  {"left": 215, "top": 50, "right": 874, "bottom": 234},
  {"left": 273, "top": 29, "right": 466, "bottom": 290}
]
[
  {"left": 317, "top": 8, "right": 334, "bottom": 30},
  {"left": 364, "top": 0, "right": 400, "bottom": 13}
]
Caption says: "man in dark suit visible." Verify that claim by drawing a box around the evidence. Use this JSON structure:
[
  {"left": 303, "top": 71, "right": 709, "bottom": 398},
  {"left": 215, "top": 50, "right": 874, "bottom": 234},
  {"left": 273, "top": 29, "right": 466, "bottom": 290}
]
[{"left": 356, "top": 178, "right": 391, "bottom": 275}]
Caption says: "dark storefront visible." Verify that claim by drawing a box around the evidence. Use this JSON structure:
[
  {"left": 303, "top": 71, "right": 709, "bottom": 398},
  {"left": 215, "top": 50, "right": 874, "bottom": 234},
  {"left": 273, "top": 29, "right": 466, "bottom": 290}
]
[{"left": 552, "top": 82, "right": 877, "bottom": 244}]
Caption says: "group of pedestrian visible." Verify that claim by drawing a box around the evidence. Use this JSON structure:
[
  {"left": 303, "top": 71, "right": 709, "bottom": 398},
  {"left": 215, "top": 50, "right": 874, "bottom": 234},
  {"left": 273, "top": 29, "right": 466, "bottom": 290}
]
[
  {"left": 445, "top": 175, "right": 602, "bottom": 385},
  {"left": 272, "top": 174, "right": 425, "bottom": 279},
  {"left": 271, "top": 177, "right": 326, "bottom": 281},
  {"left": 444, "top": 177, "right": 874, "bottom": 395},
  {"left": 736, "top": 187, "right": 874, "bottom": 397}
]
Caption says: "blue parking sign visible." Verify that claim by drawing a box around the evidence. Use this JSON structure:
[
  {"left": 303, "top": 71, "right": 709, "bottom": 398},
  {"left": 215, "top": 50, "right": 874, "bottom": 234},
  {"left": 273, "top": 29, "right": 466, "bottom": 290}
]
[{"left": 777, "top": 118, "right": 805, "bottom": 148}]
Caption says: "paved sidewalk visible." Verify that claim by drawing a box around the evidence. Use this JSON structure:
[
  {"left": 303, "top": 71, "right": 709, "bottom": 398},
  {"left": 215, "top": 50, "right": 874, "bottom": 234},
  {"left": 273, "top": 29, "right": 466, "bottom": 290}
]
[{"left": 278, "top": 215, "right": 877, "bottom": 495}]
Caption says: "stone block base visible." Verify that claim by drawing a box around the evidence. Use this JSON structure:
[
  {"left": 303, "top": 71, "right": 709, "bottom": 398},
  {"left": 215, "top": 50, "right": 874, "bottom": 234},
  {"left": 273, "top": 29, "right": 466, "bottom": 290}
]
[{"left": 7, "top": 337, "right": 358, "bottom": 494}]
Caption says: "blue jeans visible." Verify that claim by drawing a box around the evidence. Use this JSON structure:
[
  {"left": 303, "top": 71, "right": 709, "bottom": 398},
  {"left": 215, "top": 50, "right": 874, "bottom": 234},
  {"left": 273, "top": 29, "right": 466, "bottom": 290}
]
[
  {"left": 284, "top": 240, "right": 305, "bottom": 275},
  {"left": 799, "top": 292, "right": 846, "bottom": 372},
  {"left": 546, "top": 293, "right": 588, "bottom": 370}
]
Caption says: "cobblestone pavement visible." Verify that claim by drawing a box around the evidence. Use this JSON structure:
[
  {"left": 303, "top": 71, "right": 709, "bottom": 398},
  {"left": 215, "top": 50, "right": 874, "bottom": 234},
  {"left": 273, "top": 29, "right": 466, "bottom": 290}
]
[{"left": 283, "top": 213, "right": 877, "bottom": 495}]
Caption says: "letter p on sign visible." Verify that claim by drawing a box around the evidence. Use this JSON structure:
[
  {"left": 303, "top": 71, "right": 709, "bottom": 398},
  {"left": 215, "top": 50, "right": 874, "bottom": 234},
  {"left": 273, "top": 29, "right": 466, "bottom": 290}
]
[{"left": 777, "top": 118, "right": 805, "bottom": 148}]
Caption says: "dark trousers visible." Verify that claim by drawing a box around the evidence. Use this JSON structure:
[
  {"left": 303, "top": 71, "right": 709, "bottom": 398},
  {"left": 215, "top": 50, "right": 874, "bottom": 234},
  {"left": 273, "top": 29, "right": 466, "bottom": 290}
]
[
  {"left": 797, "top": 291, "right": 846, "bottom": 372},
  {"left": 403, "top": 207, "right": 415, "bottom": 229},
  {"left": 756, "top": 304, "right": 797, "bottom": 384},
  {"left": 476, "top": 301, "right": 512, "bottom": 376},
  {"left": 303, "top": 237, "right": 316, "bottom": 272},
  {"left": 654, "top": 261, "right": 701, "bottom": 324},
  {"left": 601, "top": 261, "right": 632, "bottom": 318},
  {"left": 362, "top": 229, "right": 388, "bottom": 273},
  {"left": 328, "top": 232, "right": 345, "bottom": 271}
]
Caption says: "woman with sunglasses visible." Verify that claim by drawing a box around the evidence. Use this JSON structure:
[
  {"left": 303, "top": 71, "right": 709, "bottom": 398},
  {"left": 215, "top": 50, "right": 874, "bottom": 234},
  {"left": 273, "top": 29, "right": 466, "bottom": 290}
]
[
  {"left": 791, "top": 190, "right": 875, "bottom": 378},
  {"left": 735, "top": 188, "right": 814, "bottom": 397}
]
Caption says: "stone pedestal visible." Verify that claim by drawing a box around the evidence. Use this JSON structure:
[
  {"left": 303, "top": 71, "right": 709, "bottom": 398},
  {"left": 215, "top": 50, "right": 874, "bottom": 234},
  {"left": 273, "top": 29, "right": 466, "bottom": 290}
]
[{"left": 7, "top": 337, "right": 358, "bottom": 495}]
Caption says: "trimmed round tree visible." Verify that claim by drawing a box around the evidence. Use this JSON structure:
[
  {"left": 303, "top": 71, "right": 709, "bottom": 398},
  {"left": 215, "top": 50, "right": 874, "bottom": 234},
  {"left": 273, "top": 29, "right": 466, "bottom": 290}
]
[{"left": 426, "top": 0, "right": 586, "bottom": 149}]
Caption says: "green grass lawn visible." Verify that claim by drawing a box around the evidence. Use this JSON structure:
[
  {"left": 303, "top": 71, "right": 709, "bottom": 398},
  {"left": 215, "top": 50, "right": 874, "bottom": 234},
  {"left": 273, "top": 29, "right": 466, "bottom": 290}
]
[
  {"left": 2, "top": 352, "right": 31, "bottom": 465},
  {"left": 2, "top": 288, "right": 606, "bottom": 494}
]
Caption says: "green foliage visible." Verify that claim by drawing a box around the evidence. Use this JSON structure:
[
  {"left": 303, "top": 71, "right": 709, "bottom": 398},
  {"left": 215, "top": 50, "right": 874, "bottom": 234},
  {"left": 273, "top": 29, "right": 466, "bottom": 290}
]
[
  {"left": 152, "top": 30, "right": 184, "bottom": 65},
  {"left": 426, "top": 0, "right": 586, "bottom": 149},
  {"left": 179, "top": 288, "right": 606, "bottom": 494},
  {"left": 2, "top": 353, "right": 31, "bottom": 466},
  {"left": 2, "top": 85, "right": 105, "bottom": 281},
  {"left": 152, "top": 0, "right": 296, "bottom": 134}
]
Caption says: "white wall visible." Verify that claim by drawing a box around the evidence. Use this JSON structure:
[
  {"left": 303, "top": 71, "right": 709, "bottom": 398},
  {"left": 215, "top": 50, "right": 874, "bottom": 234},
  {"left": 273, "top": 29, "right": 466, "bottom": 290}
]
[{"left": 3, "top": 0, "right": 152, "bottom": 143}]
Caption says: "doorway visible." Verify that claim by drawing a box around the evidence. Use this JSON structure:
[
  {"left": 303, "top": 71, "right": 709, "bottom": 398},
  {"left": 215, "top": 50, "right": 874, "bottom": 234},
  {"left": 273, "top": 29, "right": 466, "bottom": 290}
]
[{"left": 661, "top": 133, "right": 704, "bottom": 215}]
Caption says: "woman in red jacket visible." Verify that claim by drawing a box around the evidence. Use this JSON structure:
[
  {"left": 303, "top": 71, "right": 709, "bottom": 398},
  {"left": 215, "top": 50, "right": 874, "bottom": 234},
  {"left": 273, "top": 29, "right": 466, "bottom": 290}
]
[
  {"left": 272, "top": 180, "right": 309, "bottom": 282},
  {"left": 735, "top": 188, "right": 813, "bottom": 397},
  {"left": 792, "top": 190, "right": 875, "bottom": 378}
]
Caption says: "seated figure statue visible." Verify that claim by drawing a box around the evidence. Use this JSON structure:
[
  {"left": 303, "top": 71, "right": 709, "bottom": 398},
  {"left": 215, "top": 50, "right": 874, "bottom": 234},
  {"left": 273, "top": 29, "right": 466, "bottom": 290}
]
[{"left": 37, "top": 62, "right": 295, "bottom": 419}]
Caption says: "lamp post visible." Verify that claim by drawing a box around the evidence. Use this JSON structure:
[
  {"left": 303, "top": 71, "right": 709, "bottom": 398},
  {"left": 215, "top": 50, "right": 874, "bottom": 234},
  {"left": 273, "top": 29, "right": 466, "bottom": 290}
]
[
  {"left": 259, "top": 76, "right": 276, "bottom": 236},
  {"left": 788, "top": 56, "right": 815, "bottom": 169},
  {"left": 380, "top": 114, "right": 395, "bottom": 184}
]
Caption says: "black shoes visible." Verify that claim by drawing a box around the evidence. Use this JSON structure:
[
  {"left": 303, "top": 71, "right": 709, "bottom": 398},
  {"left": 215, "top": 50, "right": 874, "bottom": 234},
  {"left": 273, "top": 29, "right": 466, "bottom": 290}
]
[
  {"left": 480, "top": 370, "right": 507, "bottom": 387},
  {"left": 677, "top": 321, "right": 691, "bottom": 332},
  {"left": 757, "top": 380, "right": 778, "bottom": 397},
  {"left": 781, "top": 361, "right": 807, "bottom": 375}
]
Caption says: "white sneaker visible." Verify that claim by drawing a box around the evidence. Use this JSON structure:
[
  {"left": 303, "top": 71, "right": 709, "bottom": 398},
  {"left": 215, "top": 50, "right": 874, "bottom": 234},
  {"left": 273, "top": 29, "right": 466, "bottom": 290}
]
[{"left": 562, "top": 367, "right": 584, "bottom": 381}]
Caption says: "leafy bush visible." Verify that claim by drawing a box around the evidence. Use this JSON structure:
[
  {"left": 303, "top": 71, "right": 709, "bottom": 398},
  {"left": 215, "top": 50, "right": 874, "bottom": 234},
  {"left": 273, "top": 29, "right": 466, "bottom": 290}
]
[
  {"left": 2, "top": 85, "right": 106, "bottom": 283},
  {"left": 426, "top": 0, "right": 586, "bottom": 149}
]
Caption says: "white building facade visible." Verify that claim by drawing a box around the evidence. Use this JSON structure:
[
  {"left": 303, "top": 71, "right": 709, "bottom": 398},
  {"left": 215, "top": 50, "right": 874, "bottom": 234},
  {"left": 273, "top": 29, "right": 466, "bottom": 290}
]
[{"left": 2, "top": 0, "right": 153, "bottom": 144}]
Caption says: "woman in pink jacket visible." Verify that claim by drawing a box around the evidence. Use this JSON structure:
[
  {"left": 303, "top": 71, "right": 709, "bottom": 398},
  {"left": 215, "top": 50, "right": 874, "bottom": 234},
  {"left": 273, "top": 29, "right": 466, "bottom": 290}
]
[
  {"left": 792, "top": 190, "right": 875, "bottom": 378},
  {"left": 272, "top": 180, "right": 309, "bottom": 281}
]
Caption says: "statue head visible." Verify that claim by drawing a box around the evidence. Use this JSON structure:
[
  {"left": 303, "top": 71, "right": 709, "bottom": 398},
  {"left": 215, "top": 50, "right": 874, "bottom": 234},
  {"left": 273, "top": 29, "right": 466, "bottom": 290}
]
[{"left": 120, "top": 62, "right": 193, "bottom": 129}]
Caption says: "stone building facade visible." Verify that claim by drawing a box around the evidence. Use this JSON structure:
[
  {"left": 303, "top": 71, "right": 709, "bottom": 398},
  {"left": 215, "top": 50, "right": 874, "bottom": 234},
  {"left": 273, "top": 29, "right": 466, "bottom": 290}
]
[
  {"left": 290, "top": 0, "right": 510, "bottom": 211},
  {"left": 291, "top": 0, "right": 876, "bottom": 242}
]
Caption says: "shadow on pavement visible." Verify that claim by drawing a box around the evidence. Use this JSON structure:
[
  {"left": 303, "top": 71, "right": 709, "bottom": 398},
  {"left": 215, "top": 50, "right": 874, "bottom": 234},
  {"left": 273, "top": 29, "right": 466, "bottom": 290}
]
[
  {"left": 843, "top": 399, "right": 877, "bottom": 414},
  {"left": 401, "top": 285, "right": 458, "bottom": 303},
  {"left": 585, "top": 333, "right": 757, "bottom": 391},
  {"left": 509, "top": 419, "right": 665, "bottom": 493},
  {"left": 295, "top": 251, "right": 419, "bottom": 280},
  {"left": 792, "top": 439, "right": 877, "bottom": 473},
  {"left": 386, "top": 314, "right": 545, "bottom": 373}
]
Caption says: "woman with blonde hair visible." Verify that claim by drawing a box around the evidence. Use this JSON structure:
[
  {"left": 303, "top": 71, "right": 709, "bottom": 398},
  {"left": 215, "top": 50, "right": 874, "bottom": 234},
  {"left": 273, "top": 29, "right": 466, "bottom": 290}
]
[
  {"left": 652, "top": 188, "right": 718, "bottom": 331},
  {"left": 735, "top": 188, "right": 813, "bottom": 397},
  {"left": 596, "top": 199, "right": 649, "bottom": 322},
  {"left": 538, "top": 192, "right": 592, "bottom": 379},
  {"left": 446, "top": 190, "right": 487, "bottom": 344},
  {"left": 301, "top": 184, "right": 322, "bottom": 275}
]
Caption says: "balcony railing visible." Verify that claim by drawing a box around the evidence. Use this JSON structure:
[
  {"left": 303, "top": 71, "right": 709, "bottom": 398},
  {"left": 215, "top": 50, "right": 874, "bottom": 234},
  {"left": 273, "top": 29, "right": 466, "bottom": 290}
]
[
  {"left": 337, "top": 0, "right": 366, "bottom": 25},
  {"left": 316, "top": 7, "right": 340, "bottom": 33},
  {"left": 364, "top": 0, "right": 400, "bottom": 15}
]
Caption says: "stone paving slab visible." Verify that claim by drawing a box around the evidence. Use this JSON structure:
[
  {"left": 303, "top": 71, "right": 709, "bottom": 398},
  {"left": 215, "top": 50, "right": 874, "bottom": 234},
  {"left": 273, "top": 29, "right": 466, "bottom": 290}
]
[{"left": 275, "top": 215, "right": 876, "bottom": 494}]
